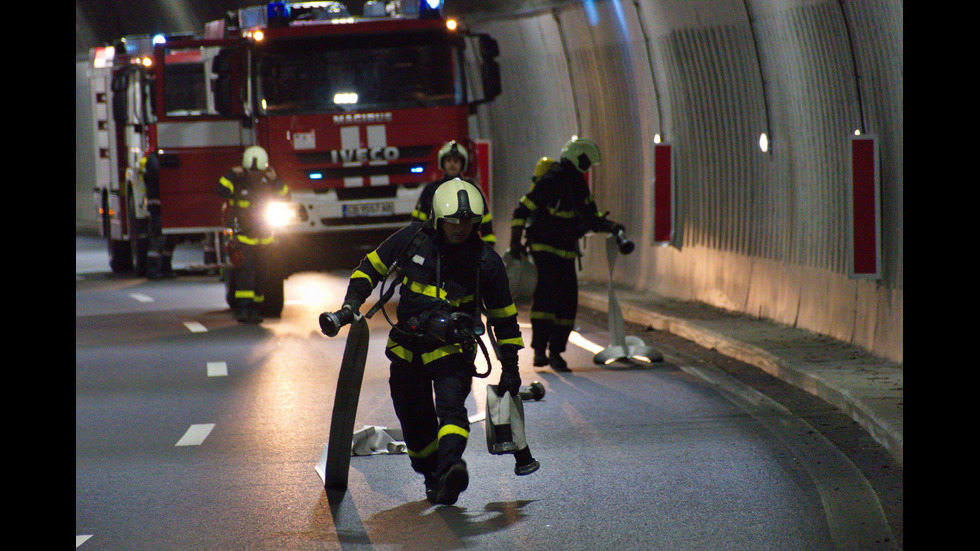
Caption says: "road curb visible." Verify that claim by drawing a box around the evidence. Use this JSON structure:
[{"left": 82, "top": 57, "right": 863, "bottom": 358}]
[{"left": 578, "top": 290, "right": 903, "bottom": 467}]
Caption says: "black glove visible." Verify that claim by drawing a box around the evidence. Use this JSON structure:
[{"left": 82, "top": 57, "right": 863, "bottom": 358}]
[{"left": 498, "top": 367, "right": 521, "bottom": 396}]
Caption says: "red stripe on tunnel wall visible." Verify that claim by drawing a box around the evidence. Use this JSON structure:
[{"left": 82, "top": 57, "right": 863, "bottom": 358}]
[
  {"left": 653, "top": 144, "right": 673, "bottom": 244},
  {"left": 850, "top": 136, "right": 880, "bottom": 278}
]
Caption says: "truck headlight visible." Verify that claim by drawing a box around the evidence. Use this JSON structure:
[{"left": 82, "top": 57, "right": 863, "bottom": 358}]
[{"left": 265, "top": 201, "right": 302, "bottom": 228}]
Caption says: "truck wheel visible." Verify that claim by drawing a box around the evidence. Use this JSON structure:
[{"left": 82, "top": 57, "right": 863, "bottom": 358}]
[
  {"left": 105, "top": 195, "right": 133, "bottom": 272},
  {"left": 108, "top": 238, "right": 133, "bottom": 272}
]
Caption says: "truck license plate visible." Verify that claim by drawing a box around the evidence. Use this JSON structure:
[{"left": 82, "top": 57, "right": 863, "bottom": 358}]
[{"left": 343, "top": 201, "right": 394, "bottom": 217}]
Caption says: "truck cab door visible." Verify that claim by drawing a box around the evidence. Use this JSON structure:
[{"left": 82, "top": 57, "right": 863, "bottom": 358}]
[{"left": 152, "top": 39, "right": 248, "bottom": 232}]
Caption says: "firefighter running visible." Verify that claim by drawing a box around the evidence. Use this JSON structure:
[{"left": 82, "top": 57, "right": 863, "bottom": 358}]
[
  {"left": 321, "top": 178, "right": 527, "bottom": 505},
  {"left": 218, "top": 146, "right": 291, "bottom": 323},
  {"left": 509, "top": 137, "right": 627, "bottom": 371}
]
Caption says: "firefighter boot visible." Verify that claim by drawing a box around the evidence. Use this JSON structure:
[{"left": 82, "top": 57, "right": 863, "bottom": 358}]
[
  {"left": 160, "top": 254, "right": 176, "bottom": 279},
  {"left": 532, "top": 348, "right": 549, "bottom": 367},
  {"left": 514, "top": 447, "right": 540, "bottom": 476},
  {"left": 549, "top": 353, "right": 569, "bottom": 372},
  {"left": 236, "top": 301, "right": 263, "bottom": 324},
  {"left": 146, "top": 253, "right": 164, "bottom": 280},
  {"left": 424, "top": 473, "right": 438, "bottom": 503},
  {"left": 434, "top": 461, "right": 468, "bottom": 506}
]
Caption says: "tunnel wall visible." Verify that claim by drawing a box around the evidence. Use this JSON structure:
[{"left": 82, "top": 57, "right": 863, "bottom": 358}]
[{"left": 471, "top": 0, "right": 902, "bottom": 363}]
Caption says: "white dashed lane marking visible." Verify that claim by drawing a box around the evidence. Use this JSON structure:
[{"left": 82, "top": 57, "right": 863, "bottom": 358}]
[
  {"left": 175, "top": 424, "right": 215, "bottom": 447},
  {"left": 183, "top": 321, "right": 208, "bottom": 333},
  {"left": 207, "top": 361, "right": 228, "bottom": 377}
]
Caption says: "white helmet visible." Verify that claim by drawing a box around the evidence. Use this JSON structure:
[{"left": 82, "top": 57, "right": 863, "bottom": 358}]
[
  {"left": 560, "top": 137, "right": 600, "bottom": 173},
  {"left": 432, "top": 178, "right": 485, "bottom": 225},
  {"left": 242, "top": 146, "right": 269, "bottom": 171},
  {"left": 437, "top": 140, "right": 469, "bottom": 172}
]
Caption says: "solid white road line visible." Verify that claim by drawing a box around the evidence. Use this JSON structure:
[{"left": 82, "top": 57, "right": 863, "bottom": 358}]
[
  {"left": 175, "top": 424, "right": 215, "bottom": 446},
  {"left": 567, "top": 331, "right": 605, "bottom": 354},
  {"left": 207, "top": 361, "right": 228, "bottom": 377},
  {"left": 76, "top": 535, "right": 92, "bottom": 547},
  {"left": 184, "top": 321, "right": 208, "bottom": 333},
  {"left": 518, "top": 321, "right": 605, "bottom": 354}
]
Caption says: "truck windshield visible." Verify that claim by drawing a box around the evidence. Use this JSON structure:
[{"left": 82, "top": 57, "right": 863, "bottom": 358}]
[{"left": 255, "top": 31, "right": 463, "bottom": 115}]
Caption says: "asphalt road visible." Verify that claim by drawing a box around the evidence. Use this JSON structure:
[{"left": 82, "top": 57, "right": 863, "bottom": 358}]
[{"left": 76, "top": 235, "right": 901, "bottom": 550}]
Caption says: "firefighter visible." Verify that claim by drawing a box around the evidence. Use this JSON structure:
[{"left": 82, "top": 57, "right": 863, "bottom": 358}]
[
  {"left": 411, "top": 140, "right": 496, "bottom": 245},
  {"left": 328, "top": 178, "right": 525, "bottom": 505},
  {"left": 142, "top": 153, "right": 177, "bottom": 280},
  {"left": 217, "top": 146, "right": 290, "bottom": 323},
  {"left": 508, "top": 138, "right": 625, "bottom": 372}
]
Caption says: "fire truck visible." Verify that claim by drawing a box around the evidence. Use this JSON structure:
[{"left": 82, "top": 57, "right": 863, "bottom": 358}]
[{"left": 89, "top": 0, "right": 501, "bottom": 315}]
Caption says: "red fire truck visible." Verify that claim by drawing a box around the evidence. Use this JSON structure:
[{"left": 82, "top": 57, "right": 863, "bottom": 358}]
[{"left": 89, "top": 0, "right": 501, "bottom": 315}]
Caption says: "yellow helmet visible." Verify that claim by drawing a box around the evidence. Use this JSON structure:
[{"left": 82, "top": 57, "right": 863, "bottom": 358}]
[
  {"left": 432, "top": 178, "right": 485, "bottom": 225},
  {"left": 242, "top": 146, "right": 268, "bottom": 171},
  {"left": 532, "top": 157, "right": 555, "bottom": 181},
  {"left": 560, "top": 137, "right": 600, "bottom": 173},
  {"left": 437, "top": 140, "right": 469, "bottom": 172}
]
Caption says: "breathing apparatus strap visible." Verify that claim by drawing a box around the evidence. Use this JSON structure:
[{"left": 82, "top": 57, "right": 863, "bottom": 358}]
[{"left": 365, "top": 224, "right": 428, "bottom": 320}]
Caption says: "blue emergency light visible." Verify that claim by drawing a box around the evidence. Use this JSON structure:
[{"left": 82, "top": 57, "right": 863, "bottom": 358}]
[
  {"left": 267, "top": 2, "right": 290, "bottom": 26},
  {"left": 419, "top": 0, "right": 443, "bottom": 18}
]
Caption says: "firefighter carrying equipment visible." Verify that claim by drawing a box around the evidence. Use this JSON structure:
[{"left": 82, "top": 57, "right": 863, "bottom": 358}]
[
  {"left": 324, "top": 177, "right": 523, "bottom": 489},
  {"left": 509, "top": 142, "right": 625, "bottom": 363}
]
